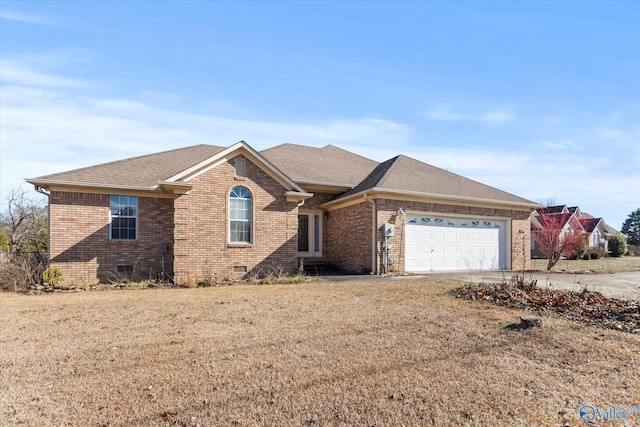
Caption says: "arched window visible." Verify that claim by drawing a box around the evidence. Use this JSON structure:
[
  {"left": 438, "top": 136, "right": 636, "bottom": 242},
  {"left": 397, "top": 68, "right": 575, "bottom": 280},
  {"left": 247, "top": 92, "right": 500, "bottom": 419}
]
[{"left": 229, "top": 186, "right": 252, "bottom": 243}]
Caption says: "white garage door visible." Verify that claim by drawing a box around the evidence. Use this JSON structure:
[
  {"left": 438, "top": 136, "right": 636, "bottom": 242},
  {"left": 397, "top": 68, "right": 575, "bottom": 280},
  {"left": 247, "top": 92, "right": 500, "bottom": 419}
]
[{"left": 405, "top": 215, "right": 507, "bottom": 271}]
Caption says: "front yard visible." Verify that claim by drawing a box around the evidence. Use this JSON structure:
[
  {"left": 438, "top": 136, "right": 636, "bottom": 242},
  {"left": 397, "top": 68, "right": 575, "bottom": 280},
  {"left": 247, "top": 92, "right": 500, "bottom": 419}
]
[
  {"left": 532, "top": 256, "right": 640, "bottom": 273},
  {"left": 1, "top": 279, "right": 639, "bottom": 426}
]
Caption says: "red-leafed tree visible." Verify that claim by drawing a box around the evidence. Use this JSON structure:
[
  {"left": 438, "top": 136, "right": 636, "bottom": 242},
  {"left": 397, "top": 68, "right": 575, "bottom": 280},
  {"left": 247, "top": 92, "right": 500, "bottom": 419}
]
[{"left": 532, "top": 213, "right": 584, "bottom": 271}]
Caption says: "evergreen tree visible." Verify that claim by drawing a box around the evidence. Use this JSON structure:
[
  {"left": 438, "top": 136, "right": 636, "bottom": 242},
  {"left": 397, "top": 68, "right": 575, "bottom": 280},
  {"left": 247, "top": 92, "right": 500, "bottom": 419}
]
[{"left": 621, "top": 208, "right": 640, "bottom": 246}]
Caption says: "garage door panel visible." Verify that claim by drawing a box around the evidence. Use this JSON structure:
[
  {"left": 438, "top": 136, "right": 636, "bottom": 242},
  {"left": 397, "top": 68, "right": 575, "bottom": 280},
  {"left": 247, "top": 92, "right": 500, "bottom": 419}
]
[{"left": 405, "top": 215, "right": 506, "bottom": 272}]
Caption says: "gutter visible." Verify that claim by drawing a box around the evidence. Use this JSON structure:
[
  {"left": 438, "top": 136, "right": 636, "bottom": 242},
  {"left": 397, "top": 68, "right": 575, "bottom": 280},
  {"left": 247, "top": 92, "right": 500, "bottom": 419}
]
[
  {"left": 322, "top": 187, "right": 542, "bottom": 211},
  {"left": 25, "top": 178, "right": 159, "bottom": 193},
  {"left": 363, "top": 192, "right": 376, "bottom": 275}
]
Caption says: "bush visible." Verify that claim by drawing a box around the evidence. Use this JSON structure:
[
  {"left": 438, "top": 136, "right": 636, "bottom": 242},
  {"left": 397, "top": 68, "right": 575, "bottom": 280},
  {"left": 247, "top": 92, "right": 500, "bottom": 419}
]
[
  {"left": 586, "top": 248, "right": 607, "bottom": 260},
  {"left": 0, "top": 252, "right": 47, "bottom": 292},
  {"left": 628, "top": 245, "right": 640, "bottom": 256},
  {"left": 608, "top": 234, "right": 628, "bottom": 258},
  {"left": 576, "top": 243, "right": 588, "bottom": 260},
  {"left": 42, "top": 267, "right": 63, "bottom": 285}
]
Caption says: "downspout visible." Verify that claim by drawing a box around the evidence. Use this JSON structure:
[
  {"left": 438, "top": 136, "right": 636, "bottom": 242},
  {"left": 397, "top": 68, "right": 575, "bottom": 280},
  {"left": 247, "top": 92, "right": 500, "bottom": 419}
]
[{"left": 363, "top": 192, "right": 376, "bottom": 275}]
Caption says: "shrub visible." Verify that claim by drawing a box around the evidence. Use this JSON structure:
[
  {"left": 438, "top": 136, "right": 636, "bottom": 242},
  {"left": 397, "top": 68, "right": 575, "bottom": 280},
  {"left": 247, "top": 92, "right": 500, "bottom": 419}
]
[
  {"left": 628, "top": 245, "right": 640, "bottom": 256},
  {"left": 42, "top": 267, "right": 63, "bottom": 285},
  {"left": 576, "top": 243, "right": 588, "bottom": 260},
  {"left": 608, "top": 234, "right": 628, "bottom": 258},
  {"left": 586, "top": 248, "right": 607, "bottom": 260},
  {"left": 0, "top": 252, "right": 47, "bottom": 292}
]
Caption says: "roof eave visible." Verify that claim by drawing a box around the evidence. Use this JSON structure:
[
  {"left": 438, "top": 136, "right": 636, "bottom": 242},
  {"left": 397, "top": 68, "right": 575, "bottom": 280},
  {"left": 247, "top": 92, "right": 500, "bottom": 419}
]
[
  {"left": 157, "top": 181, "right": 193, "bottom": 195},
  {"left": 25, "top": 178, "right": 160, "bottom": 193},
  {"left": 296, "top": 180, "right": 354, "bottom": 194},
  {"left": 285, "top": 190, "right": 314, "bottom": 202},
  {"left": 321, "top": 187, "right": 541, "bottom": 211}
]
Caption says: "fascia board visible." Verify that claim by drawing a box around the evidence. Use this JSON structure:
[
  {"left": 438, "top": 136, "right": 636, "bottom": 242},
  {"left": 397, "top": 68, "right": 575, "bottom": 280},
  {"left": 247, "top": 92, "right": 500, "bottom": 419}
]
[
  {"left": 296, "top": 181, "right": 354, "bottom": 193},
  {"left": 157, "top": 181, "right": 193, "bottom": 195},
  {"left": 322, "top": 187, "right": 541, "bottom": 211},
  {"left": 285, "top": 190, "right": 315, "bottom": 202},
  {"left": 24, "top": 179, "right": 176, "bottom": 199},
  {"left": 25, "top": 178, "right": 156, "bottom": 193}
]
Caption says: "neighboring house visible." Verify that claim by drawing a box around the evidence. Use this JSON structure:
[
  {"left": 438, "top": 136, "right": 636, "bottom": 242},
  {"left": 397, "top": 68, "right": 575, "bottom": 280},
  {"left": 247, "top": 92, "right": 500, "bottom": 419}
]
[
  {"left": 530, "top": 205, "right": 612, "bottom": 258},
  {"left": 27, "top": 141, "right": 539, "bottom": 285}
]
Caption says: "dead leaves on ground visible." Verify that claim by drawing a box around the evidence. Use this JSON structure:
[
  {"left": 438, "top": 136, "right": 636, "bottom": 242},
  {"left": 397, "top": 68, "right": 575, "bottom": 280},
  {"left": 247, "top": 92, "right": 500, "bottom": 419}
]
[{"left": 452, "top": 275, "right": 639, "bottom": 334}]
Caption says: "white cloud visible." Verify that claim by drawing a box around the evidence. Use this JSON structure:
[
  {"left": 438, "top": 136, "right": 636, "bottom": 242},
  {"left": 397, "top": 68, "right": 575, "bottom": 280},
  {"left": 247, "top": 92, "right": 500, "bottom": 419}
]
[
  {"left": 597, "top": 127, "right": 624, "bottom": 139},
  {"left": 1, "top": 59, "right": 90, "bottom": 88},
  {"left": 0, "top": 72, "right": 413, "bottom": 205},
  {"left": 539, "top": 139, "right": 582, "bottom": 151},
  {"left": 422, "top": 109, "right": 465, "bottom": 121},
  {"left": 0, "top": 9, "right": 56, "bottom": 25},
  {"left": 423, "top": 106, "right": 516, "bottom": 124},
  {"left": 1, "top": 56, "right": 637, "bottom": 230},
  {"left": 478, "top": 110, "right": 516, "bottom": 123}
]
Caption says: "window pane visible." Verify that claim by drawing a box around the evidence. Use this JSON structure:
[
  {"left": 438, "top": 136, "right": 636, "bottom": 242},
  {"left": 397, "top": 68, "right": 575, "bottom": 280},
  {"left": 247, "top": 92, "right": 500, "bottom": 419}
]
[
  {"left": 229, "top": 187, "right": 252, "bottom": 243},
  {"left": 298, "top": 215, "right": 309, "bottom": 252},
  {"left": 110, "top": 195, "right": 137, "bottom": 240},
  {"left": 230, "top": 220, "right": 250, "bottom": 243}
]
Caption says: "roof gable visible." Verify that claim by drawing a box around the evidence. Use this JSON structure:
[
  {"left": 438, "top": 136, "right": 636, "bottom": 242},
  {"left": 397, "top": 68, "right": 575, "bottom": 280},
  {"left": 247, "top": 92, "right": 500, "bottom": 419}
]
[
  {"left": 579, "top": 217, "right": 604, "bottom": 233},
  {"left": 164, "top": 141, "right": 310, "bottom": 198},
  {"left": 533, "top": 212, "right": 585, "bottom": 233}
]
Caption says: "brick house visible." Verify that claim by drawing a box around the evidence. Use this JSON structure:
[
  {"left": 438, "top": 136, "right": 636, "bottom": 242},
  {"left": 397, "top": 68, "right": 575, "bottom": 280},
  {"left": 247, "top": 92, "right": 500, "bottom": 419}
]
[
  {"left": 530, "top": 205, "right": 612, "bottom": 258},
  {"left": 27, "top": 141, "right": 539, "bottom": 285}
]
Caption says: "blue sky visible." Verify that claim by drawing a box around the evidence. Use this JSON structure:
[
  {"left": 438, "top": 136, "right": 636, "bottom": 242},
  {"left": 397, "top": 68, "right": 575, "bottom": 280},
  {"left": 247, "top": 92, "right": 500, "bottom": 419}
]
[{"left": 1, "top": 1, "right": 639, "bottom": 229}]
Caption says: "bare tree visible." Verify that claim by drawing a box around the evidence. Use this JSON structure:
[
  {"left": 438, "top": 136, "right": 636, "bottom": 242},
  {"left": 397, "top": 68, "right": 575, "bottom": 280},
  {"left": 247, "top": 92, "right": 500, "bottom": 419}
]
[
  {"left": 532, "top": 212, "right": 583, "bottom": 271},
  {"left": 0, "top": 187, "right": 48, "bottom": 254},
  {"left": 0, "top": 187, "right": 48, "bottom": 291}
]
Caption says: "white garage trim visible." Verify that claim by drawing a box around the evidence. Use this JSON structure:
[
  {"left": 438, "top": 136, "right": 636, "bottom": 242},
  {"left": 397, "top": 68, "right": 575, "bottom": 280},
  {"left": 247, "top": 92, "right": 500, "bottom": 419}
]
[{"left": 405, "top": 213, "right": 510, "bottom": 272}]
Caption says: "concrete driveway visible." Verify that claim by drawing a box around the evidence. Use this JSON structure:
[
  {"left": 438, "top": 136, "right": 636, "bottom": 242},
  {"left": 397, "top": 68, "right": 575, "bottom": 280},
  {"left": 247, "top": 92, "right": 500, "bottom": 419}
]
[
  {"left": 412, "top": 271, "right": 640, "bottom": 300},
  {"left": 322, "top": 271, "right": 640, "bottom": 300}
]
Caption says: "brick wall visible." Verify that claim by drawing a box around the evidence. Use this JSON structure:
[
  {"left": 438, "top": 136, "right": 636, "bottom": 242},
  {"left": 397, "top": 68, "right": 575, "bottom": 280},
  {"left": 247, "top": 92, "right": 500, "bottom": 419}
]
[
  {"left": 48, "top": 179, "right": 532, "bottom": 283},
  {"left": 49, "top": 191, "right": 174, "bottom": 284},
  {"left": 173, "top": 155, "right": 298, "bottom": 285},
  {"left": 326, "top": 201, "right": 374, "bottom": 274}
]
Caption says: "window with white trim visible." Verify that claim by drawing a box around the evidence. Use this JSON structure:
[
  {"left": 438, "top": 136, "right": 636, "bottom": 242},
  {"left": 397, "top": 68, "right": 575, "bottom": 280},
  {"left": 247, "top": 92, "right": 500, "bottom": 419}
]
[
  {"left": 110, "top": 195, "right": 137, "bottom": 240},
  {"left": 229, "top": 186, "right": 252, "bottom": 243},
  {"left": 298, "top": 211, "right": 322, "bottom": 256}
]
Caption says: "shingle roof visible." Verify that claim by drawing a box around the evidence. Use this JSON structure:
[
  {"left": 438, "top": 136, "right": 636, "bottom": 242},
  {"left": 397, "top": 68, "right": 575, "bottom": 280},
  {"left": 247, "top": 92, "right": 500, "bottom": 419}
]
[
  {"left": 29, "top": 145, "right": 225, "bottom": 188},
  {"left": 339, "top": 155, "right": 535, "bottom": 205},
  {"left": 28, "top": 142, "right": 538, "bottom": 207},
  {"left": 579, "top": 218, "right": 603, "bottom": 232},
  {"left": 537, "top": 205, "right": 568, "bottom": 214},
  {"left": 533, "top": 212, "right": 578, "bottom": 230},
  {"left": 261, "top": 144, "right": 378, "bottom": 187}
]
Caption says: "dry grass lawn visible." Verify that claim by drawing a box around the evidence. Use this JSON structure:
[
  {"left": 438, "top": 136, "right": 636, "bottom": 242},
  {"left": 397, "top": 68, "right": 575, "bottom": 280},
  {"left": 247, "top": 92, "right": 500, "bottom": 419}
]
[
  {"left": 532, "top": 256, "right": 640, "bottom": 273},
  {"left": 1, "top": 279, "right": 639, "bottom": 426}
]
